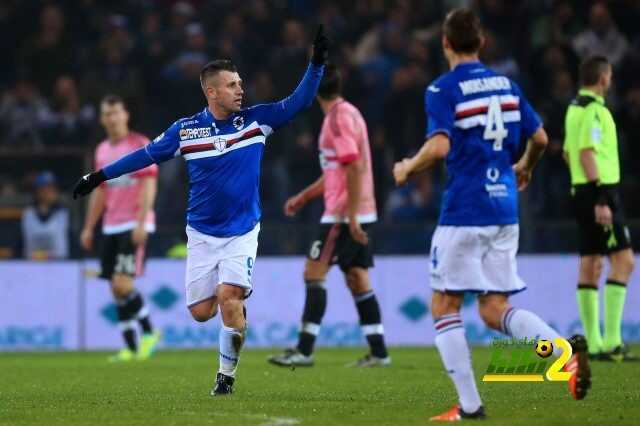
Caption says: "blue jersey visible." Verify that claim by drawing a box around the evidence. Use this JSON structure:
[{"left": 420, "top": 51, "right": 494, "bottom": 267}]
[
  {"left": 425, "top": 61, "right": 542, "bottom": 226},
  {"left": 104, "top": 63, "right": 324, "bottom": 238}
]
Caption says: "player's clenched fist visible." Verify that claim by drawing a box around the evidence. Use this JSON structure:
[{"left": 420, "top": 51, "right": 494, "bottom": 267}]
[
  {"left": 311, "top": 25, "right": 330, "bottom": 66},
  {"left": 73, "top": 170, "right": 106, "bottom": 199},
  {"left": 393, "top": 159, "right": 412, "bottom": 186}
]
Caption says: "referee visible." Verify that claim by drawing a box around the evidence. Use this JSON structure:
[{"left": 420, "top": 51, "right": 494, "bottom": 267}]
[{"left": 563, "top": 55, "right": 635, "bottom": 361}]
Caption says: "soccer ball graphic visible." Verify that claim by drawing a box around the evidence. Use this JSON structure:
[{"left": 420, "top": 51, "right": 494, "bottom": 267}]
[{"left": 535, "top": 339, "right": 554, "bottom": 358}]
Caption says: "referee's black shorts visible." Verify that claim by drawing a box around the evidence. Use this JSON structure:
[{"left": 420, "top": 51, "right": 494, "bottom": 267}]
[
  {"left": 572, "top": 184, "right": 632, "bottom": 256},
  {"left": 307, "top": 223, "right": 374, "bottom": 272}
]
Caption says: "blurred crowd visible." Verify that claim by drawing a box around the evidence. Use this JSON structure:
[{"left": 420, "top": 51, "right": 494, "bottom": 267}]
[{"left": 2, "top": 0, "right": 640, "bottom": 257}]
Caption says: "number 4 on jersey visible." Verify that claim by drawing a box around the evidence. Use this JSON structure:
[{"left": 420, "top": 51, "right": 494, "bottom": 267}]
[{"left": 484, "top": 96, "right": 508, "bottom": 151}]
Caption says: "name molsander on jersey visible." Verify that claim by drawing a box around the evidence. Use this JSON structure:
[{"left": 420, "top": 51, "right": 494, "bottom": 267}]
[
  {"left": 425, "top": 61, "right": 542, "bottom": 226},
  {"left": 141, "top": 64, "right": 324, "bottom": 237}
]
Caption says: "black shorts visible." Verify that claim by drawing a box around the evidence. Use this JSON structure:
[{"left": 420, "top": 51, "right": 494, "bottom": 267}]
[
  {"left": 99, "top": 231, "right": 147, "bottom": 280},
  {"left": 307, "top": 223, "right": 374, "bottom": 272},
  {"left": 572, "top": 184, "right": 632, "bottom": 256}
]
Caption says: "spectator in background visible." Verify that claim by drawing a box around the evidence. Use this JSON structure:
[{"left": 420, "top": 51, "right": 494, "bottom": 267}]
[
  {"left": 482, "top": 31, "right": 520, "bottom": 81},
  {"left": 529, "top": 43, "right": 578, "bottom": 103},
  {"left": 270, "top": 19, "right": 310, "bottom": 95},
  {"left": 163, "top": 51, "right": 207, "bottom": 117},
  {"left": 19, "top": 3, "right": 73, "bottom": 97},
  {"left": 81, "top": 36, "right": 143, "bottom": 118},
  {"left": 167, "top": 1, "right": 195, "bottom": 53},
  {"left": 0, "top": 77, "right": 53, "bottom": 146},
  {"left": 136, "top": 10, "right": 169, "bottom": 128},
  {"left": 49, "top": 75, "right": 95, "bottom": 145},
  {"left": 369, "top": 126, "right": 394, "bottom": 217},
  {"left": 21, "top": 171, "right": 69, "bottom": 260},
  {"left": 531, "top": 69, "right": 574, "bottom": 218},
  {"left": 572, "top": 2, "right": 628, "bottom": 67},
  {"left": 530, "top": 0, "right": 581, "bottom": 49}
]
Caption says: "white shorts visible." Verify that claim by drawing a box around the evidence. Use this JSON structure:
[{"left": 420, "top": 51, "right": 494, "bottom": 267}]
[
  {"left": 185, "top": 224, "right": 259, "bottom": 307},
  {"left": 429, "top": 225, "right": 526, "bottom": 294}
]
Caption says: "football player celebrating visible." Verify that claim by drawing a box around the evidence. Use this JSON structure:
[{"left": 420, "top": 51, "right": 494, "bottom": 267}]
[{"left": 74, "top": 26, "right": 329, "bottom": 396}]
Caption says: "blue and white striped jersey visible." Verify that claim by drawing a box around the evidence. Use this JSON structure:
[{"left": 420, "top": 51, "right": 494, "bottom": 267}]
[
  {"left": 425, "top": 61, "right": 542, "bottom": 226},
  {"left": 103, "top": 63, "right": 324, "bottom": 238}
]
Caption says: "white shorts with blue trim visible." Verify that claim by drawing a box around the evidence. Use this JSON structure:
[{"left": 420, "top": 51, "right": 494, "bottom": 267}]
[
  {"left": 185, "top": 223, "right": 259, "bottom": 307},
  {"left": 429, "top": 224, "right": 526, "bottom": 294}
]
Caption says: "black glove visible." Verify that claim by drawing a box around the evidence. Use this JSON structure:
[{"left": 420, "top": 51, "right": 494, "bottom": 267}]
[
  {"left": 311, "top": 24, "right": 330, "bottom": 66},
  {"left": 72, "top": 170, "right": 107, "bottom": 199}
]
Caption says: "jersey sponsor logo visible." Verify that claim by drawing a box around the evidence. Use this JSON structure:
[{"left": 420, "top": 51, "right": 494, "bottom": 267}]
[
  {"left": 233, "top": 115, "right": 245, "bottom": 130},
  {"left": 428, "top": 84, "right": 440, "bottom": 93},
  {"left": 458, "top": 76, "right": 511, "bottom": 95},
  {"left": 485, "top": 167, "right": 508, "bottom": 197},
  {"left": 487, "top": 167, "right": 500, "bottom": 182},
  {"left": 179, "top": 127, "right": 212, "bottom": 140}
]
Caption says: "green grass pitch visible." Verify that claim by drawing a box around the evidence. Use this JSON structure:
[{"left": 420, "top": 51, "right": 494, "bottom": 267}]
[{"left": 1, "top": 346, "right": 639, "bottom": 425}]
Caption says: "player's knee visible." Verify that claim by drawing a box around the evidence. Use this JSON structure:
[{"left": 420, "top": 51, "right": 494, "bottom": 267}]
[
  {"left": 111, "top": 274, "right": 133, "bottom": 299},
  {"left": 190, "top": 306, "right": 212, "bottom": 322},
  {"left": 478, "top": 304, "right": 501, "bottom": 330},
  {"left": 478, "top": 297, "right": 509, "bottom": 330},
  {"left": 346, "top": 268, "right": 370, "bottom": 295},
  {"left": 579, "top": 256, "right": 602, "bottom": 283},
  {"left": 431, "top": 292, "right": 462, "bottom": 318},
  {"left": 189, "top": 299, "right": 218, "bottom": 322},
  {"left": 217, "top": 288, "right": 244, "bottom": 317},
  {"left": 303, "top": 261, "right": 327, "bottom": 282},
  {"left": 611, "top": 250, "right": 635, "bottom": 278}
]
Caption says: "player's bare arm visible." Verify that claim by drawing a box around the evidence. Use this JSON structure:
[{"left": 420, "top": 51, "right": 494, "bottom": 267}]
[
  {"left": 513, "top": 126, "right": 548, "bottom": 191},
  {"left": 393, "top": 134, "right": 450, "bottom": 186},
  {"left": 80, "top": 185, "right": 106, "bottom": 251},
  {"left": 345, "top": 160, "right": 368, "bottom": 245},
  {"left": 132, "top": 176, "right": 157, "bottom": 246},
  {"left": 284, "top": 175, "right": 324, "bottom": 217}
]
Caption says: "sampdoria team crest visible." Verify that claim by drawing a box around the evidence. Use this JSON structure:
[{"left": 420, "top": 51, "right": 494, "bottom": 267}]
[
  {"left": 233, "top": 115, "right": 244, "bottom": 130},
  {"left": 213, "top": 137, "right": 227, "bottom": 152}
]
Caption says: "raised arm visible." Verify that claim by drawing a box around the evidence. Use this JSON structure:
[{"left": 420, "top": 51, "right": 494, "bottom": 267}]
[{"left": 250, "top": 26, "right": 329, "bottom": 131}]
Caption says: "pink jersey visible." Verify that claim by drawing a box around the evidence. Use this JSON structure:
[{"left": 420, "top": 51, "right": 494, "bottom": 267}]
[
  {"left": 95, "top": 132, "right": 158, "bottom": 235},
  {"left": 318, "top": 101, "right": 377, "bottom": 224}
]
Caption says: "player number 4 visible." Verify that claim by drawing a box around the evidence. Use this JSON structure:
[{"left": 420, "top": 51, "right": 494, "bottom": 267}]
[{"left": 483, "top": 96, "right": 508, "bottom": 151}]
